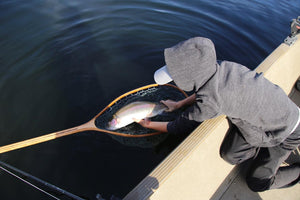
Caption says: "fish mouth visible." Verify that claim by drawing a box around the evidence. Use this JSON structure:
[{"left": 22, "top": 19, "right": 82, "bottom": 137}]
[
  {"left": 106, "top": 116, "right": 118, "bottom": 130},
  {"left": 105, "top": 123, "right": 118, "bottom": 131},
  {"left": 106, "top": 122, "right": 116, "bottom": 130}
]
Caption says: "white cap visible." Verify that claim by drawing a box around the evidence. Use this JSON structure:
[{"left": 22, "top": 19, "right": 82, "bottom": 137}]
[{"left": 154, "top": 65, "right": 173, "bottom": 85}]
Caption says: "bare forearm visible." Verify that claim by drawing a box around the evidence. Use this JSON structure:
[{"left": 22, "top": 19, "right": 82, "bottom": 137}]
[
  {"left": 161, "top": 93, "right": 196, "bottom": 112},
  {"left": 177, "top": 93, "right": 196, "bottom": 108},
  {"left": 141, "top": 121, "right": 169, "bottom": 132}
]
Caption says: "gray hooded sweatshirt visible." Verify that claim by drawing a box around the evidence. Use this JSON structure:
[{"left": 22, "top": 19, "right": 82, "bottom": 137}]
[{"left": 164, "top": 37, "right": 299, "bottom": 147}]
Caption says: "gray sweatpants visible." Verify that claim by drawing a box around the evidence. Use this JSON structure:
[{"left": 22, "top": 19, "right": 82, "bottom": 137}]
[{"left": 220, "top": 122, "right": 300, "bottom": 192}]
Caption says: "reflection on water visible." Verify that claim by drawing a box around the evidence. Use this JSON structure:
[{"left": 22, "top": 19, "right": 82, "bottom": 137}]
[{"left": 0, "top": 0, "right": 299, "bottom": 199}]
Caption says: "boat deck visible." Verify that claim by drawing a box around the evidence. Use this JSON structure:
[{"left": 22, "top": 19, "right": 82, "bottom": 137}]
[{"left": 124, "top": 35, "right": 300, "bottom": 200}]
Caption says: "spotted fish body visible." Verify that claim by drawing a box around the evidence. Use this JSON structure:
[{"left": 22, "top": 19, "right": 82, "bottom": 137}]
[{"left": 107, "top": 101, "right": 166, "bottom": 130}]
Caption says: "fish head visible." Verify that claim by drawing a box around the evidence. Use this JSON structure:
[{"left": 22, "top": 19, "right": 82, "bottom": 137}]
[{"left": 107, "top": 116, "right": 120, "bottom": 130}]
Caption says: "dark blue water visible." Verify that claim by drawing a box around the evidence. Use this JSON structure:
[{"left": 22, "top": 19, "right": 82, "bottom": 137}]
[{"left": 0, "top": 0, "right": 299, "bottom": 199}]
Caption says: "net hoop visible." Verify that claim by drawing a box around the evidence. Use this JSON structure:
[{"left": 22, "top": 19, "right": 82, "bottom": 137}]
[{"left": 94, "top": 84, "right": 187, "bottom": 137}]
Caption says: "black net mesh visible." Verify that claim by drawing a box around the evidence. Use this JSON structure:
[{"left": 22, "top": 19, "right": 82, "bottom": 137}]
[
  {"left": 95, "top": 84, "right": 187, "bottom": 148},
  {"left": 96, "top": 84, "right": 186, "bottom": 135}
]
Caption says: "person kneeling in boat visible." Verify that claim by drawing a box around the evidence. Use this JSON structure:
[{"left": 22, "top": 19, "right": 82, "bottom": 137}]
[{"left": 137, "top": 37, "right": 300, "bottom": 192}]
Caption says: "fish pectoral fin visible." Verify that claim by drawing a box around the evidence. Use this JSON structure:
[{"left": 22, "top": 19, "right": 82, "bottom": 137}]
[
  {"left": 133, "top": 117, "right": 150, "bottom": 123},
  {"left": 132, "top": 117, "right": 141, "bottom": 123}
]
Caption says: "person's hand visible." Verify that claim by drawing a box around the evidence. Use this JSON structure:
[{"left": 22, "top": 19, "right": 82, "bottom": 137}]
[
  {"left": 133, "top": 118, "right": 151, "bottom": 128},
  {"left": 161, "top": 100, "right": 179, "bottom": 112}
]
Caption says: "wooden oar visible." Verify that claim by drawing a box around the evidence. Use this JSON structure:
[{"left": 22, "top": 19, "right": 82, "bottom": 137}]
[{"left": 0, "top": 84, "right": 187, "bottom": 154}]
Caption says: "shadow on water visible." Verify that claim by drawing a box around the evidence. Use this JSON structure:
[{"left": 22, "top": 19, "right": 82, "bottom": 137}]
[{"left": 122, "top": 175, "right": 159, "bottom": 200}]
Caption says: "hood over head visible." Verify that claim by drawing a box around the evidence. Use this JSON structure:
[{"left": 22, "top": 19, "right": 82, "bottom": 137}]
[{"left": 164, "top": 37, "right": 217, "bottom": 92}]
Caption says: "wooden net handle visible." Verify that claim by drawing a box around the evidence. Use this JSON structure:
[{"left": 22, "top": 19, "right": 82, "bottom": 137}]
[{"left": 0, "top": 121, "right": 96, "bottom": 154}]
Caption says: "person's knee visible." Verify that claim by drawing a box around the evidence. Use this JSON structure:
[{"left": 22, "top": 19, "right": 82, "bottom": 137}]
[
  {"left": 246, "top": 176, "right": 272, "bottom": 192},
  {"left": 219, "top": 148, "right": 241, "bottom": 165}
]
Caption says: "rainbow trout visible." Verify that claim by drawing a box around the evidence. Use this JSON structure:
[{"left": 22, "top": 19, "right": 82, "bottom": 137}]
[{"left": 107, "top": 101, "right": 166, "bottom": 130}]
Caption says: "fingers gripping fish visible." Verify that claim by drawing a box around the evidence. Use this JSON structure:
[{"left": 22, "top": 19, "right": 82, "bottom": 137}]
[{"left": 107, "top": 101, "right": 166, "bottom": 130}]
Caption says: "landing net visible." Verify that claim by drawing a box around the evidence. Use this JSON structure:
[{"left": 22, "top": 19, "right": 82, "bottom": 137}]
[{"left": 95, "top": 84, "right": 187, "bottom": 136}]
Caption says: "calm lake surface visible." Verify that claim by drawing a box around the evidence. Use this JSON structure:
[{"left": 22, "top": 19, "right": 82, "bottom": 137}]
[{"left": 0, "top": 0, "right": 299, "bottom": 199}]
